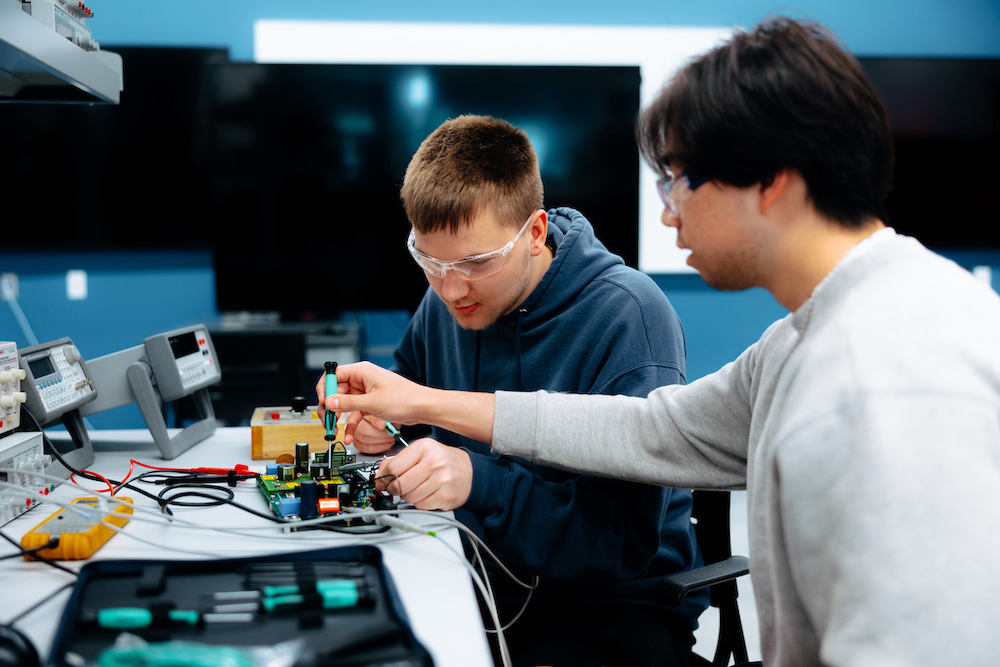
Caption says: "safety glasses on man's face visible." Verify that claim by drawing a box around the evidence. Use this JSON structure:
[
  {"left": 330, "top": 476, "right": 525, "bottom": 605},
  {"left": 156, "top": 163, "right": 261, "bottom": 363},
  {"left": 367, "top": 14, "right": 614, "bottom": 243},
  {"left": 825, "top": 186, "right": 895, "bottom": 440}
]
[
  {"left": 406, "top": 215, "right": 534, "bottom": 280},
  {"left": 656, "top": 168, "right": 710, "bottom": 216}
]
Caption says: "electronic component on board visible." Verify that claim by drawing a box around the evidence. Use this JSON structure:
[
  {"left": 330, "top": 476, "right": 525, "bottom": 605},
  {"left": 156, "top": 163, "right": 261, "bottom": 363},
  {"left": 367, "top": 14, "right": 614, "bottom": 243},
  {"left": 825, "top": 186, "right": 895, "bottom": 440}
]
[{"left": 257, "top": 441, "right": 392, "bottom": 529}]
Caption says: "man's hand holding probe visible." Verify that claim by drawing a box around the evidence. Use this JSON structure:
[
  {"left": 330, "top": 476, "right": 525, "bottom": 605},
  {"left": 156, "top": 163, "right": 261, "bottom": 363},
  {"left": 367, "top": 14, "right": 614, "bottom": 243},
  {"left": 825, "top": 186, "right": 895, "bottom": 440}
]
[{"left": 315, "top": 362, "right": 496, "bottom": 511}]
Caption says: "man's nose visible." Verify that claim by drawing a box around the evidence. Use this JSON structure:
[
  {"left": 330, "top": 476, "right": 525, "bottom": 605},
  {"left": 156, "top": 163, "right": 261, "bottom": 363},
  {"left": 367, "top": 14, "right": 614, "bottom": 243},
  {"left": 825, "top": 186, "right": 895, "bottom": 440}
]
[
  {"left": 441, "top": 269, "right": 471, "bottom": 300},
  {"left": 661, "top": 206, "right": 679, "bottom": 228}
]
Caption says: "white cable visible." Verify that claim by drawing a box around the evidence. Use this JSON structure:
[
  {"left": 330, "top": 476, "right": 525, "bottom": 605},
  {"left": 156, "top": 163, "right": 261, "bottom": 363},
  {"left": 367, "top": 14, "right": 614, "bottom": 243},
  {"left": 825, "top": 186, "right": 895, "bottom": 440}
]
[
  {"left": 1, "top": 469, "right": 536, "bottom": 639},
  {"left": 0, "top": 471, "right": 452, "bottom": 557},
  {"left": 411, "top": 510, "right": 537, "bottom": 633},
  {"left": 0, "top": 470, "right": 528, "bottom": 665},
  {"left": 434, "top": 530, "right": 513, "bottom": 667},
  {"left": 395, "top": 508, "right": 537, "bottom": 590}
]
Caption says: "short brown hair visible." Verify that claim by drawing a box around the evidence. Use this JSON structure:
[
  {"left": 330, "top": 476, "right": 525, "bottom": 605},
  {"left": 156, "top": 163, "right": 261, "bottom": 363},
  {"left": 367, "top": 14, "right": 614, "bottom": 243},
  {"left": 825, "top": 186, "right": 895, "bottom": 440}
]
[{"left": 401, "top": 115, "right": 544, "bottom": 233}]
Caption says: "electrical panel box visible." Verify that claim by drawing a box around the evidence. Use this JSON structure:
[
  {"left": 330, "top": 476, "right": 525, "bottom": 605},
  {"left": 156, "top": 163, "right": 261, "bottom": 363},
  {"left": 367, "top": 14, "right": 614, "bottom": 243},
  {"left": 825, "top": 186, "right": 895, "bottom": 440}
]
[
  {"left": 0, "top": 431, "right": 52, "bottom": 524},
  {"left": 0, "top": 341, "right": 27, "bottom": 437}
]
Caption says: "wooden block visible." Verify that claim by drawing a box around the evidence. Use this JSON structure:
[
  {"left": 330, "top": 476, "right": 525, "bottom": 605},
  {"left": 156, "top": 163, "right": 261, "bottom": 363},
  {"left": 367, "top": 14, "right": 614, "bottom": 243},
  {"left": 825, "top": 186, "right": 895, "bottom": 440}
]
[{"left": 250, "top": 406, "right": 346, "bottom": 460}]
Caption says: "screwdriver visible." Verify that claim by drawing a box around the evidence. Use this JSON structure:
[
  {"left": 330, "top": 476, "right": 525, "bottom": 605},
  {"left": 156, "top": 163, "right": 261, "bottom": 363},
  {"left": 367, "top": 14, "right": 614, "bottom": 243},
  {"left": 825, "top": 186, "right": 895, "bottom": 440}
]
[{"left": 383, "top": 422, "right": 410, "bottom": 448}]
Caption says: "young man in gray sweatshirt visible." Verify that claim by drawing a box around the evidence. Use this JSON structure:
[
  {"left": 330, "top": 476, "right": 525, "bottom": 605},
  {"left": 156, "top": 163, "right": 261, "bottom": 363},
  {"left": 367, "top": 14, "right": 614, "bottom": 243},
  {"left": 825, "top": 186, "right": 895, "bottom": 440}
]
[{"left": 326, "top": 17, "right": 1000, "bottom": 667}]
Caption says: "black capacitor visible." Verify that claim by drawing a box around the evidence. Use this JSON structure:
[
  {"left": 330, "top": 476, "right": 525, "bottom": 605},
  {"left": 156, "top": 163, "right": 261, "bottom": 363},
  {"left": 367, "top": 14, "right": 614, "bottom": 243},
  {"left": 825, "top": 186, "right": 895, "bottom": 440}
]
[
  {"left": 295, "top": 442, "right": 310, "bottom": 474},
  {"left": 277, "top": 463, "right": 295, "bottom": 482},
  {"left": 300, "top": 480, "right": 319, "bottom": 519},
  {"left": 310, "top": 461, "right": 330, "bottom": 481}
]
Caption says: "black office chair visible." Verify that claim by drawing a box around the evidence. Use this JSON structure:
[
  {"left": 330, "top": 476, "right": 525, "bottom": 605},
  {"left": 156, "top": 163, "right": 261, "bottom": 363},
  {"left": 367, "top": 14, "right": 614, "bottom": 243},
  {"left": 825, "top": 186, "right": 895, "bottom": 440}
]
[{"left": 656, "top": 490, "right": 759, "bottom": 667}]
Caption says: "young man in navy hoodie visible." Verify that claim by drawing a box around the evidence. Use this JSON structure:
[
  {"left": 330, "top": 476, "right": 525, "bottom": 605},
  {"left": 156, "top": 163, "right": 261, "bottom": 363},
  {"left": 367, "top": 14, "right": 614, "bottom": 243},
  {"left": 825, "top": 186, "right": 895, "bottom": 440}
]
[{"left": 340, "top": 115, "right": 706, "bottom": 666}]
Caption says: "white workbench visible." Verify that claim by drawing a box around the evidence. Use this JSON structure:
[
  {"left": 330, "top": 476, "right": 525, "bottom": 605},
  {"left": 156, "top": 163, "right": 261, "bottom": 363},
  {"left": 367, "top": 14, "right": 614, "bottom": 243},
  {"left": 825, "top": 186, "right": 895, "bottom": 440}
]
[{"left": 0, "top": 427, "right": 494, "bottom": 666}]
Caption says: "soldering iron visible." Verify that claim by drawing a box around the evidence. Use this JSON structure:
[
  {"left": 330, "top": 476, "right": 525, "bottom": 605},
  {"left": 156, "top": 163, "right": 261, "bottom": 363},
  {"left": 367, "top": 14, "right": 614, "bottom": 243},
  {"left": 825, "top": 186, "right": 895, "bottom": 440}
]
[
  {"left": 324, "top": 361, "right": 338, "bottom": 442},
  {"left": 383, "top": 422, "right": 410, "bottom": 448}
]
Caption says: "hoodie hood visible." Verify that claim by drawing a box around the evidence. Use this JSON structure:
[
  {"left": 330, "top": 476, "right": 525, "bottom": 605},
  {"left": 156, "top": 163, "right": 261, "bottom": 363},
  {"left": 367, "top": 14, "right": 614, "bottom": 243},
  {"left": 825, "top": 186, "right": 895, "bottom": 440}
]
[
  {"left": 495, "top": 206, "right": 624, "bottom": 331},
  {"left": 396, "top": 207, "right": 663, "bottom": 395}
]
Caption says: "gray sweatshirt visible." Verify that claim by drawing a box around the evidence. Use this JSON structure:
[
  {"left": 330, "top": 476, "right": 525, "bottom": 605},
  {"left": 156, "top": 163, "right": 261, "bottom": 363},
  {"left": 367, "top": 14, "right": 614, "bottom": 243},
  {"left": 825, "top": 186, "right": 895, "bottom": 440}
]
[{"left": 492, "top": 229, "right": 1000, "bottom": 666}]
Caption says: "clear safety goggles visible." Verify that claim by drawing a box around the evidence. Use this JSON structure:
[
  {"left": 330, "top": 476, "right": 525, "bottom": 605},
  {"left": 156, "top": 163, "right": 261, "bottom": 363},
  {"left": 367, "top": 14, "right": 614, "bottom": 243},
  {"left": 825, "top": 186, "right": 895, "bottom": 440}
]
[
  {"left": 656, "top": 167, "right": 710, "bottom": 216},
  {"left": 406, "top": 214, "right": 533, "bottom": 280}
]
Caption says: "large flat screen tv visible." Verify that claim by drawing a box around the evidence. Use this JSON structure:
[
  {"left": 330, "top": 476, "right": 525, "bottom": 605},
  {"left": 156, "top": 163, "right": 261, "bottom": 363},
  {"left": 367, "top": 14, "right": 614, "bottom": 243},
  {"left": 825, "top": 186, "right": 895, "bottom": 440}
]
[
  {"left": 208, "top": 63, "right": 641, "bottom": 316},
  {"left": 0, "top": 47, "right": 227, "bottom": 249},
  {"left": 857, "top": 57, "right": 1000, "bottom": 250},
  {"left": 0, "top": 50, "right": 641, "bottom": 316}
]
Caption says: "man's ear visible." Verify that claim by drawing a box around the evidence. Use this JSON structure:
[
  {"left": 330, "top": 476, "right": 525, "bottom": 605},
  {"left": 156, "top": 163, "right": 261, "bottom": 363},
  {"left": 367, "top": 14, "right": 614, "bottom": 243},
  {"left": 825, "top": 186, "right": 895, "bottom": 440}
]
[
  {"left": 528, "top": 209, "right": 548, "bottom": 256},
  {"left": 760, "top": 170, "right": 791, "bottom": 215}
]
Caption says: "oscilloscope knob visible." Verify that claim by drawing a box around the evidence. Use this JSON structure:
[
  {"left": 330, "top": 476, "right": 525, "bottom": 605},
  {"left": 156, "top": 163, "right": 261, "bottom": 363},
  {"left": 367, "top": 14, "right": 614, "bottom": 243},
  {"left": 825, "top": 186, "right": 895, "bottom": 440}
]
[
  {"left": 63, "top": 345, "right": 82, "bottom": 365},
  {"left": 0, "top": 369, "right": 25, "bottom": 383}
]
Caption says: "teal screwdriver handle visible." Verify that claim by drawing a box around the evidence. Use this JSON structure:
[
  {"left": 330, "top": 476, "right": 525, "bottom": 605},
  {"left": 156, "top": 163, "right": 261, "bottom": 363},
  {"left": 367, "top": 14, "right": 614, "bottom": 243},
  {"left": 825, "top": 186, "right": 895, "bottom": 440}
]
[{"left": 324, "top": 361, "right": 338, "bottom": 441}]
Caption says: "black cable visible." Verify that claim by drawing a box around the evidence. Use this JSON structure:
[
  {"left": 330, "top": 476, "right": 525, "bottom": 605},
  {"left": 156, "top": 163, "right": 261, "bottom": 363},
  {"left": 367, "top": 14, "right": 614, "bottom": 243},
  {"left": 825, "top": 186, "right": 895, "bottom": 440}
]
[
  {"left": 5, "top": 581, "right": 75, "bottom": 627},
  {"left": 27, "top": 409, "right": 391, "bottom": 532},
  {"left": 0, "top": 537, "right": 59, "bottom": 562},
  {"left": 157, "top": 484, "right": 235, "bottom": 508},
  {"left": 159, "top": 488, "right": 286, "bottom": 523},
  {"left": 0, "top": 530, "right": 76, "bottom": 577},
  {"left": 311, "top": 522, "right": 390, "bottom": 535},
  {"left": 152, "top": 472, "right": 259, "bottom": 486},
  {"left": 153, "top": 486, "right": 389, "bottom": 532}
]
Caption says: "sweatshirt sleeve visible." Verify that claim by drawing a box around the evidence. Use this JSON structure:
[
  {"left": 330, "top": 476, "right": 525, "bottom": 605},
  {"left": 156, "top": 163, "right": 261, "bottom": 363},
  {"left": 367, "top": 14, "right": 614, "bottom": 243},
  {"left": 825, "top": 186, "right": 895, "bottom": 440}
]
[
  {"left": 492, "top": 349, "right": 759, "bottom": 491},
  {"left": 463, "top": 363, "right": 698, "bottom": 581}
]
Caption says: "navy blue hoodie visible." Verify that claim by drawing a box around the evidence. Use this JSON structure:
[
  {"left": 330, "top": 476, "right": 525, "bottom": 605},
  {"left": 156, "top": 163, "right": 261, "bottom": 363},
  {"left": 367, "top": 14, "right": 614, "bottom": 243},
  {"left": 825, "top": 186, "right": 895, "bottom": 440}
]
[{"left": 394, "top": 207, "right": 707, "bottom": 628}]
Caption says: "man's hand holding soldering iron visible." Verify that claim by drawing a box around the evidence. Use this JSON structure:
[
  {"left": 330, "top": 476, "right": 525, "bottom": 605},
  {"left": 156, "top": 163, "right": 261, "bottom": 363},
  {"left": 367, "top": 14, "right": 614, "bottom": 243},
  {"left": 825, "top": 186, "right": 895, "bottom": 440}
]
[{"left": 316, "top": 362, "right": 488, "bottom": 512}]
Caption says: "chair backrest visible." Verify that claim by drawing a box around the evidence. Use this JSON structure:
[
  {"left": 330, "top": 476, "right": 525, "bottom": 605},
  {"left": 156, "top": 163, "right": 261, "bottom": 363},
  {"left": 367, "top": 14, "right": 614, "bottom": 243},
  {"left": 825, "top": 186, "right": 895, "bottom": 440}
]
[
  {"left": 690, "top": 491, "right": 753, "bottom": 666},
  {"left": 691, "top": 490, "right": 734, "bottom": 566},
  {"left": 691, "top": 490, "right": 737, "bottom": 609}
]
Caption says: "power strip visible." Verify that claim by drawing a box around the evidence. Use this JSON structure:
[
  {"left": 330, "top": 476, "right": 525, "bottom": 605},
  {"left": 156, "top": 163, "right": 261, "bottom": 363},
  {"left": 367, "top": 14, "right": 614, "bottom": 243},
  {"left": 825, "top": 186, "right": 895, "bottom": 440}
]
[{"left": 0, "top": 432, "right": 53, "bottom": 525}]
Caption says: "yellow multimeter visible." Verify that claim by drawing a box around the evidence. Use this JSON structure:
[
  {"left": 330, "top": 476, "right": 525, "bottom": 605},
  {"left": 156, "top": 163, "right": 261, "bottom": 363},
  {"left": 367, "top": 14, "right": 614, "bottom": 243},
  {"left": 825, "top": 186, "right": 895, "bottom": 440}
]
[{"left": 21, "top": 496, "right": 133, "bottom": 560}]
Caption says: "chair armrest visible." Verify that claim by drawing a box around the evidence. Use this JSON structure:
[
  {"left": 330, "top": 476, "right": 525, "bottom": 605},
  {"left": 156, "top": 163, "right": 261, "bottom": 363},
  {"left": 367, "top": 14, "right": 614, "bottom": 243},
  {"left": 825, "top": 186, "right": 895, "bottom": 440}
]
[{"left": 655, "top": 556, "right": 750, "bottom": 607}]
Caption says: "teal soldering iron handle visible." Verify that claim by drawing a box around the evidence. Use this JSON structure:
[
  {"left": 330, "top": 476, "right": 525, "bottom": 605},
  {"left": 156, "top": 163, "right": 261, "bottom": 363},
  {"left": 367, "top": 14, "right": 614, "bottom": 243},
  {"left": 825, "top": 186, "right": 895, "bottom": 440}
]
[
  {"left": 324, "top": 361, "right": 338, "bottom": 442},
  {"left": 384, "top": 421, "right": 409, "bottom": 447}
]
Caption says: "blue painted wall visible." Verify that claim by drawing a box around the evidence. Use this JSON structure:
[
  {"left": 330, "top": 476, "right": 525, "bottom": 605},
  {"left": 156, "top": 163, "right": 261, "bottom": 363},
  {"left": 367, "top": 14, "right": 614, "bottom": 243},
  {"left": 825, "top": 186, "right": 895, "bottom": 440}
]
[{"left": 4, "top": 1, "right": 999, "bottom": 426}]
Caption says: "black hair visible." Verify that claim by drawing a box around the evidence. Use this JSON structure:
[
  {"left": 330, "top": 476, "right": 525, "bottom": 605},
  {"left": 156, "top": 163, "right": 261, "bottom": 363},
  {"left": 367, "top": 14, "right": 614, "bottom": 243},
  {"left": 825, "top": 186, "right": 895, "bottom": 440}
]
[{"left": 638, "top": 17, "right": 894, "bottom": 227}]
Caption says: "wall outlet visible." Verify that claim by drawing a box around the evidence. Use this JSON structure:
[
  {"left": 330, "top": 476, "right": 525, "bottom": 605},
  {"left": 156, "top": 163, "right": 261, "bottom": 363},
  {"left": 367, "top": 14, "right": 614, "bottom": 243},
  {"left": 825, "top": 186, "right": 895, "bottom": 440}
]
[
  {"left": 67, "top": 269, "right": 88, "bottom": 300},
  {"left": 0, "top": 273, "right": 17, "bottom": 301},
  {"left": 972, "top": 265, "right": 993, "bottom": 287}
]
